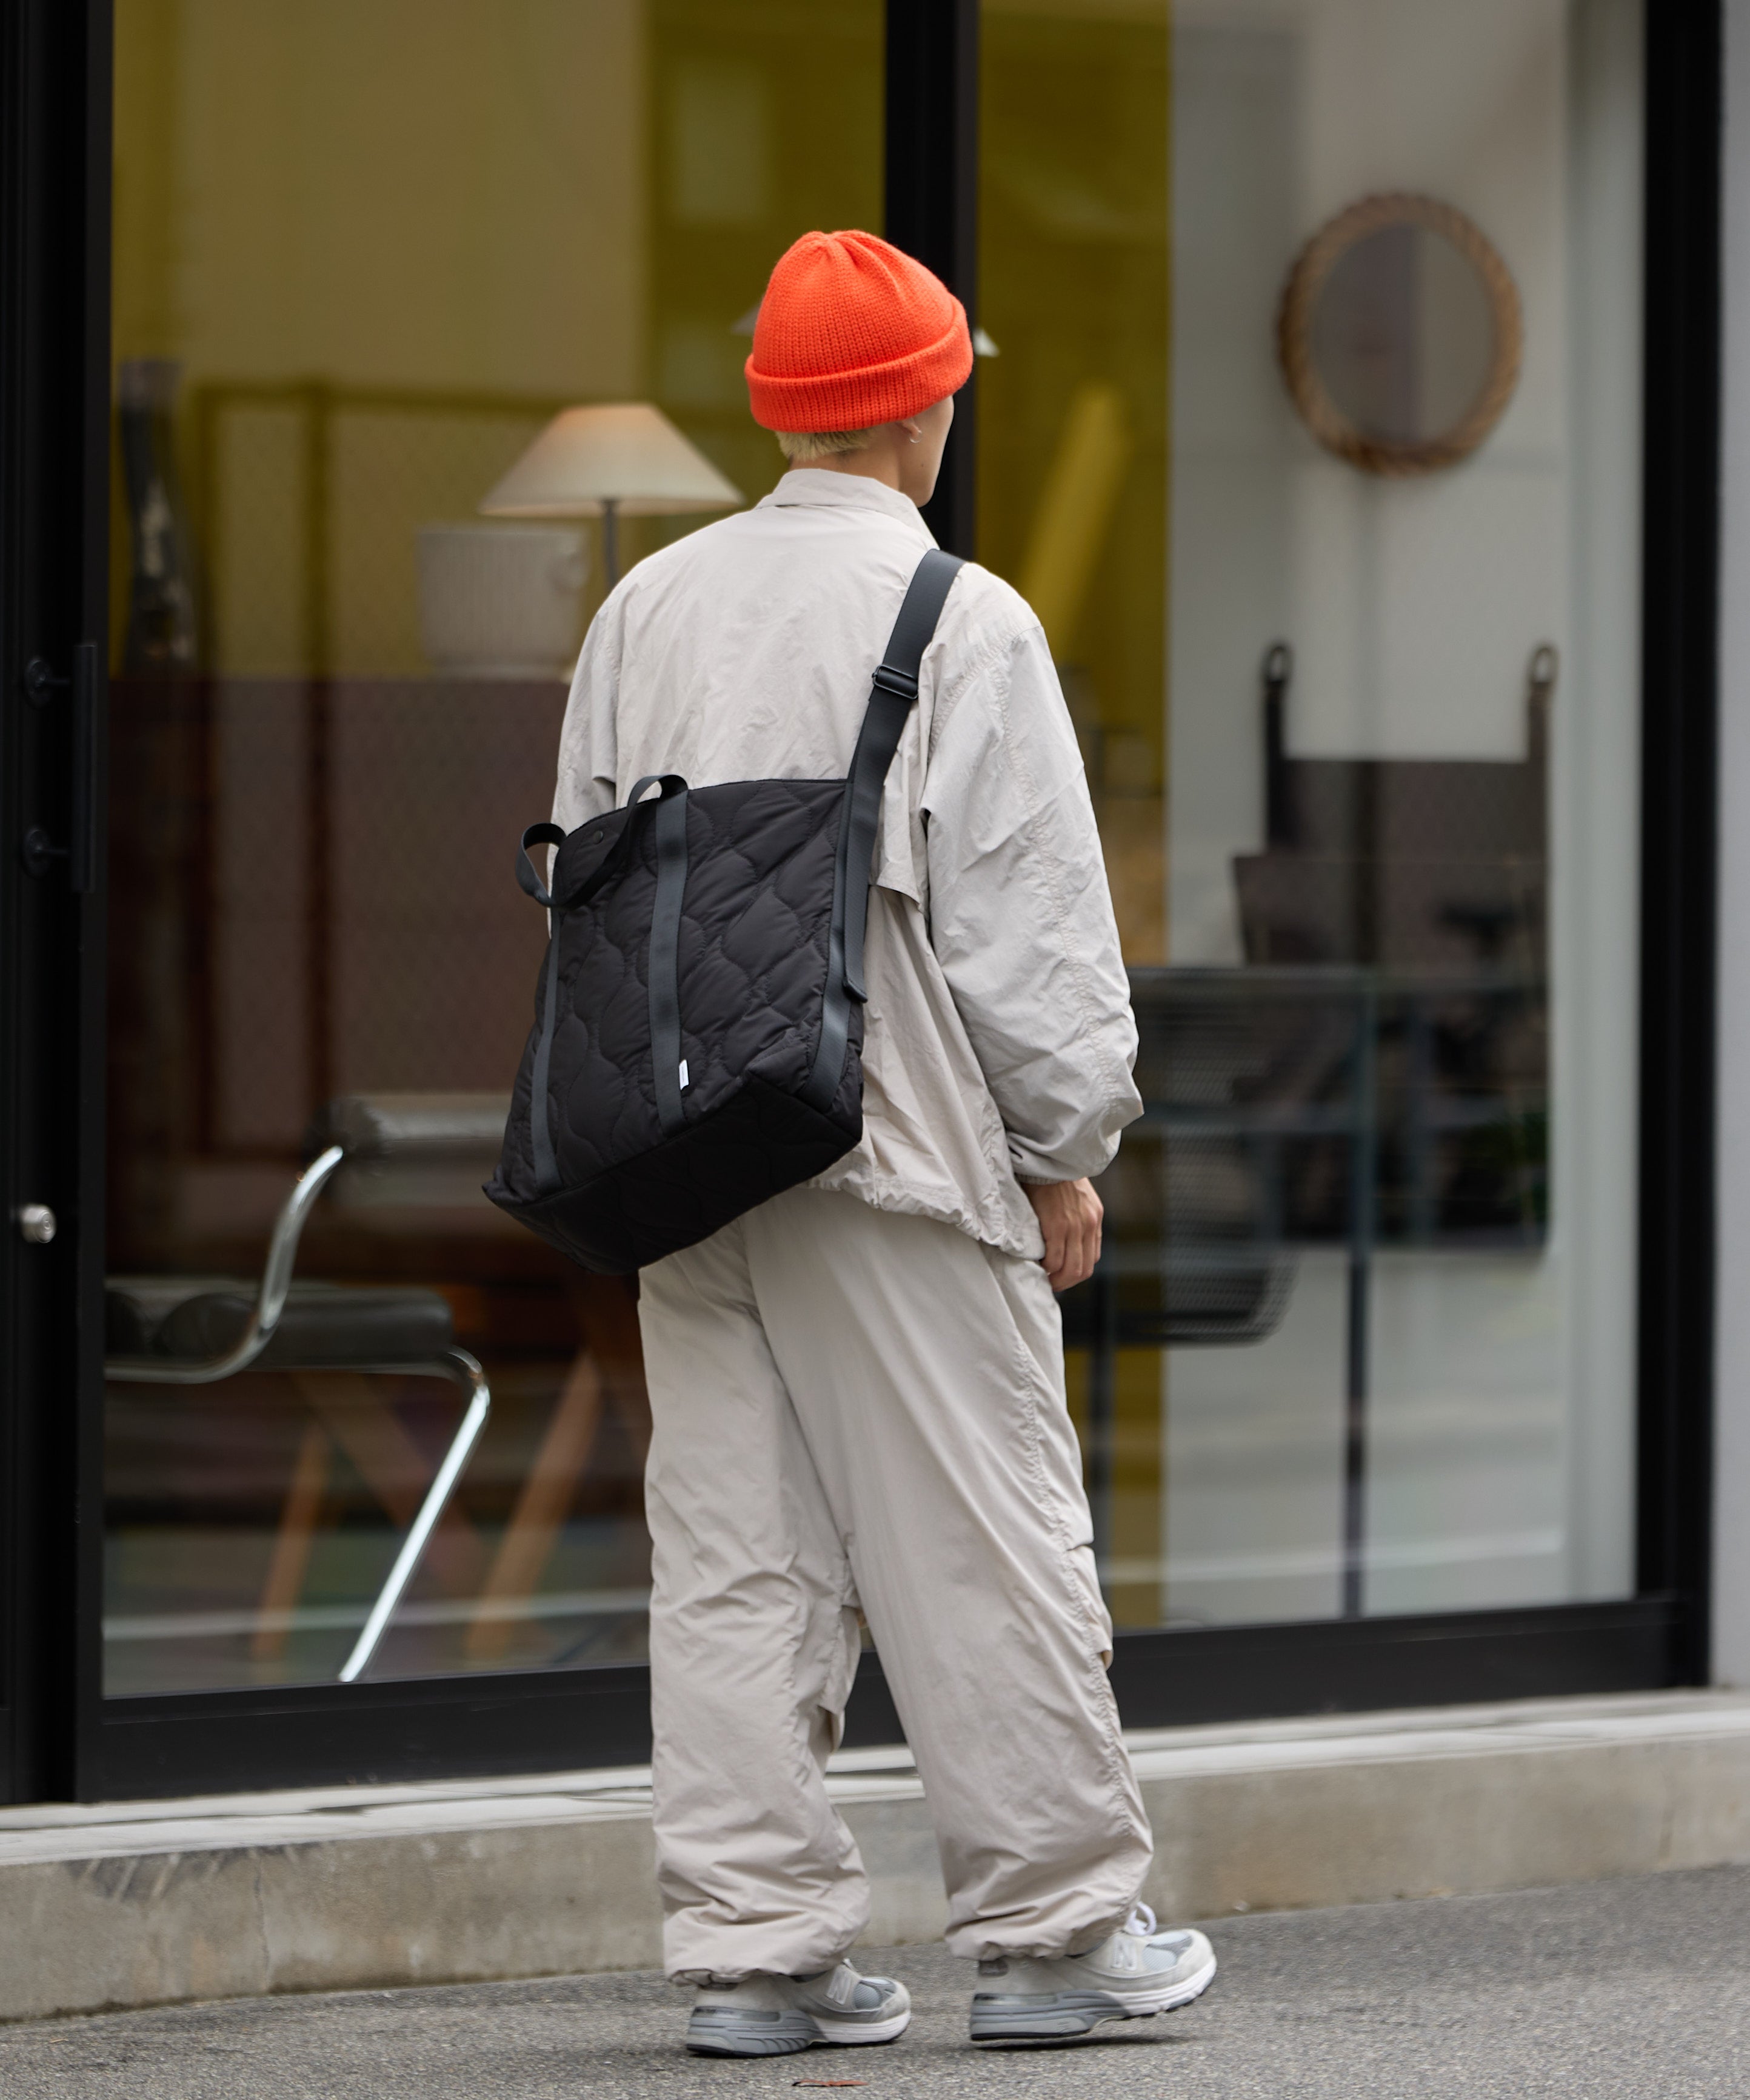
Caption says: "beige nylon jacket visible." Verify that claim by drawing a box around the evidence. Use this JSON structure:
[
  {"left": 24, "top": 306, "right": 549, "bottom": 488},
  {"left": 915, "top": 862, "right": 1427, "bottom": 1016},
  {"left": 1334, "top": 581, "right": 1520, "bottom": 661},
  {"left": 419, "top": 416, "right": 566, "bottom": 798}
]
[{"left": 550, "top": 468, "right": 1142, "bottom": 1262}]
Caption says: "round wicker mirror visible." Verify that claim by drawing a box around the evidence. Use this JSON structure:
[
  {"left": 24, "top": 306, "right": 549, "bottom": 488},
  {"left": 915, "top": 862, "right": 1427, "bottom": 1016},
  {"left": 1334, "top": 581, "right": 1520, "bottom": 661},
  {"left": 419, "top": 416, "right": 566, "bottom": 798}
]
[{"left": 1277, "top": 193, "right": 1522, "bottom": 476}]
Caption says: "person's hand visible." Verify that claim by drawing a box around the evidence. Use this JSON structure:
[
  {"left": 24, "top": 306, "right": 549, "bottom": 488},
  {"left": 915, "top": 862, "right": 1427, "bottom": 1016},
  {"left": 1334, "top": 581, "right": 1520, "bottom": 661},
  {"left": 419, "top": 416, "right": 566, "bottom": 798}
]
[{"left": 1023, "top": 1177, "right": 1103, "bottom": 1292}]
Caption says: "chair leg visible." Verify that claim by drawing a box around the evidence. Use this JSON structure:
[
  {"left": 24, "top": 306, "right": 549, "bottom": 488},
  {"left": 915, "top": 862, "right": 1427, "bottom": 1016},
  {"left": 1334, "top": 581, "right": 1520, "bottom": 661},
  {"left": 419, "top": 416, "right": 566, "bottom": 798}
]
[
  {"left": 294, "top": 1370, "right": 486, "bottom": 1596},
  {"left": 252, "top": 1418, "right": 332, "bottom": 1661},
  {"left": 607, "top": 1366, "right": 652, "bottom": 1472},
  {"left": 466, "top": 1349, "right": 606, "bottom": 1662},
  {"left": 339, "top": 1350, "right": 491, "bottom": 1684}
]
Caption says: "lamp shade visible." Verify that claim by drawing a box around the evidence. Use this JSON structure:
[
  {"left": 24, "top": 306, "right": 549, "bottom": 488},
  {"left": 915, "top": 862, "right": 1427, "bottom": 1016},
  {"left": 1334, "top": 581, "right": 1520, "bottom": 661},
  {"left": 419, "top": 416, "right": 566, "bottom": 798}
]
[{"left": 479, "top": 403, "right": 742, "bottom": 518}]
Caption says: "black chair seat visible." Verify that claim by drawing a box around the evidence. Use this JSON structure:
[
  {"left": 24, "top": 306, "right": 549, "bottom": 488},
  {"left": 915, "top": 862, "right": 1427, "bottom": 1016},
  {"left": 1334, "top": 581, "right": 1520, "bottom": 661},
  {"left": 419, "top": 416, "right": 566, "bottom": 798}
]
[
  {"left": 105, "top": 1277, "right": 455, "bottom": 1371},
  {"left": 1059, "top": 1247, "right": 1297, "bottom": 1350}
]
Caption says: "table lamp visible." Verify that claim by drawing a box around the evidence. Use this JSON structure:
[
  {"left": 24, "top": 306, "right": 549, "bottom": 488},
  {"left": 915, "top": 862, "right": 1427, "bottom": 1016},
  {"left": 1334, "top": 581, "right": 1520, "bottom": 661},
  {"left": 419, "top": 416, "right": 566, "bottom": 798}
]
[{"left": 479, "top": 402, "right": 743, "bottom": 588}]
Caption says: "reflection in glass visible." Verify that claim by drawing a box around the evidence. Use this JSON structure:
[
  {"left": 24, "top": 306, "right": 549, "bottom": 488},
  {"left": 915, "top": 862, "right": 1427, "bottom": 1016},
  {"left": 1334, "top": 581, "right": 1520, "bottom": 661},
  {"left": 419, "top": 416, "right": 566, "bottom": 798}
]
[{"left": 105, "top": 0, "right": 881, "bottom": 1695}]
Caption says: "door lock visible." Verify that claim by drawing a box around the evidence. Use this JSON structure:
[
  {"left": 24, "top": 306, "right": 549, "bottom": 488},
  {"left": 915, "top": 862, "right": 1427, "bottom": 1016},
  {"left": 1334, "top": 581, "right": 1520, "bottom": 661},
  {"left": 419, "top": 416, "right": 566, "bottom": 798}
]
[
  {"left": 16, "top": 1204, "right": 56, "bottom": 1245},
  {"left": 20, "top": 827, "right": 67, "bottom": 878},
  {"left": 23, "top": 657, "right": 70, "bottom": 704}
]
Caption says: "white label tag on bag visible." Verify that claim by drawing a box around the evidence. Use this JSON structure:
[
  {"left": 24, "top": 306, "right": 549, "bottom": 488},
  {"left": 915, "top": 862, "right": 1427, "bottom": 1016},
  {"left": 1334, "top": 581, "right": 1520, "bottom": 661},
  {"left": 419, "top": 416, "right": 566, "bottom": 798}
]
[{"left": 678, "top": 1059, "right": 690, "bottom": 1091}]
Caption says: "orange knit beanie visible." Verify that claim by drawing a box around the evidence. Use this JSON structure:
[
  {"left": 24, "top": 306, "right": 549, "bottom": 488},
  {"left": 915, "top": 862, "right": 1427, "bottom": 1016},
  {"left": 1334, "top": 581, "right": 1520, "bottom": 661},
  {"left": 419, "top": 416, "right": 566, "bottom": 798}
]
[{"left": 745, "top": 230, "right": 973, "bottom": 433}]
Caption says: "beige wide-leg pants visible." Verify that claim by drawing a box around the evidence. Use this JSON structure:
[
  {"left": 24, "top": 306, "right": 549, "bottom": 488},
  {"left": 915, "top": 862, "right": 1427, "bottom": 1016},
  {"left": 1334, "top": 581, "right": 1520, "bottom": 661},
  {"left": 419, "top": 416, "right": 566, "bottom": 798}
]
[{"left": 637, "top": 1184, "right": 1153, "bottom": 1981}]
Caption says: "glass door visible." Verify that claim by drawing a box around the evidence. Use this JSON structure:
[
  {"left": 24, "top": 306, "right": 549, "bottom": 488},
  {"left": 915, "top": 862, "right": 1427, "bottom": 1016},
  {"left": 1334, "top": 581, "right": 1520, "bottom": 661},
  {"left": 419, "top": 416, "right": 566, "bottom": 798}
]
[
  {"left": 101, "top": 1, "right": 880, "bottom": 1728},
  {"left": 978, "top": 0, "right": 1649, "bottom": 1634}
]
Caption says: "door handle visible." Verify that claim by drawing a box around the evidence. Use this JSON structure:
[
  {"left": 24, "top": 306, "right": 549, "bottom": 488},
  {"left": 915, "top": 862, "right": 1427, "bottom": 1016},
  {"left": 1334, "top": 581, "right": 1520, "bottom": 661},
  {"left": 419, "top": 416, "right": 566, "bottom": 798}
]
[{"left": 20, "top": 641, "right": 98, "bottom": 894}]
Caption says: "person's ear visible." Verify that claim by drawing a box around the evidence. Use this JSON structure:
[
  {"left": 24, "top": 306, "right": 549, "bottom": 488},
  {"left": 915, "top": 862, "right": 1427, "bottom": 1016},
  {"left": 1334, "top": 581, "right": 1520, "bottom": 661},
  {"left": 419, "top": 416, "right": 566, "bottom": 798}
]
[{"left": 897, "top": 418, "right": 923, "bottom": 445}]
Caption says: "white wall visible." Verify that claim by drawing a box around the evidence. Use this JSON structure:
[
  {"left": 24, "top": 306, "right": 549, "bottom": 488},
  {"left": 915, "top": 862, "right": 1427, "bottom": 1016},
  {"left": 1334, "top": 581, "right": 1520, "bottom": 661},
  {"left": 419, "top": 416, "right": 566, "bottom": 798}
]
[
  {"left": 1169, "top": 0, "right": 1575, "bottom": 973},
  {"left": 1714, "top": 0, "right": 1750, "bottom": 1686},
  {"left": 1285, "top": 0, "right": 1569, "bottom": 767}
]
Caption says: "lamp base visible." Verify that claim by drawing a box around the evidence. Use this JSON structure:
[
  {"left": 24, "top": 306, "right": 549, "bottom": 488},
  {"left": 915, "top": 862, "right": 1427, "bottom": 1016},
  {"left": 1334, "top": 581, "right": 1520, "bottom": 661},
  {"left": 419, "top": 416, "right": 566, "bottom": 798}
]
[{"left": 416, "top": 522, "right": 586, "bottom": 679}]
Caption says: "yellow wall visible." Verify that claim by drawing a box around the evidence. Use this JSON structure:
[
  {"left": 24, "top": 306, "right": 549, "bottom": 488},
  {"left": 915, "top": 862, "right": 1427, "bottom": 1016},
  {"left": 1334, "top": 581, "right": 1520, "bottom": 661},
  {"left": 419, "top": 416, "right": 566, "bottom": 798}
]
[
  {"left": 110, "top": 0, "right": 881, "bottom": 672},
  {"left": 980, "top": 0, "right": 1172, "bottom": 1622},
  {"left": 978, "top": 0, "right": 1171, "bottom": 966},
  {"left": 115, "top": 0, "right": 645, "bottom": 396}
]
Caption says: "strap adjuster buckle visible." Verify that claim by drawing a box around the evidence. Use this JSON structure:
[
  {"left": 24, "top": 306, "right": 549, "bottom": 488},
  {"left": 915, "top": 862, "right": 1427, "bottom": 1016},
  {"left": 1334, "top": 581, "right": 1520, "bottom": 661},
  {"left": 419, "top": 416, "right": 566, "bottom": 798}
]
[{"left": 871, "top": 664, "right": 919, "bottom": 701}]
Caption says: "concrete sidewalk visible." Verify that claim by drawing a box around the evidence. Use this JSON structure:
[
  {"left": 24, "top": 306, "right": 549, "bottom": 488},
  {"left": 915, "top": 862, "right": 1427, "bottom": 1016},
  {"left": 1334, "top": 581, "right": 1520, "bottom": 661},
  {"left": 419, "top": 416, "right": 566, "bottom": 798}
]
[
  {"left": 7, "top": 1692, "right": 1750, "bottom": 2021},
  {"left": 1, "top": 1864, "right": 1745, "bottom": 2098}
]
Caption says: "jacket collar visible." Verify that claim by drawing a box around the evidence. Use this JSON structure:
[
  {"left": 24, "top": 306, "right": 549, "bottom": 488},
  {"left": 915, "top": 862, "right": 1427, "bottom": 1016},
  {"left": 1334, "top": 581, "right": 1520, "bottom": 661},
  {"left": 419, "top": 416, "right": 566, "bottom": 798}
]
[{"left": 755, "top": 468, "right": 936, "bottom": 541}]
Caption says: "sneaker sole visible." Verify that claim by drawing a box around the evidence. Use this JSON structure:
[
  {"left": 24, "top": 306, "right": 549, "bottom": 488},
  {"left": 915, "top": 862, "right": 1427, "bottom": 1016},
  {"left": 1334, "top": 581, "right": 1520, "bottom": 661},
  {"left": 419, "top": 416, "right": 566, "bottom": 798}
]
[
  {"left": 970, "top": 1950, "right": 1217, "bottom": 2045},
  {"left": 687, "top": 2009, "right": 911, "bottom": 2058},
  {"left": 811, "top": 2010, "right": 912, "bottom": 2047}
]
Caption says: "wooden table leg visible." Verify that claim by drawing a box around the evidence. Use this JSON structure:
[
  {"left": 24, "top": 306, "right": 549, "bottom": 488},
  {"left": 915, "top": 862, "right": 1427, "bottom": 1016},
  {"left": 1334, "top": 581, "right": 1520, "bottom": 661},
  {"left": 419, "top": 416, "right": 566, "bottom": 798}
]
[
  {"left": 466, "top": 1349, "right": 604, "bottom": 1661},
  {"left": 607, "top": 1368, "right": 652, "bottom": 1472},
  {"left": 252, "top": 1418, "right": 331, "bottom": 1661}
]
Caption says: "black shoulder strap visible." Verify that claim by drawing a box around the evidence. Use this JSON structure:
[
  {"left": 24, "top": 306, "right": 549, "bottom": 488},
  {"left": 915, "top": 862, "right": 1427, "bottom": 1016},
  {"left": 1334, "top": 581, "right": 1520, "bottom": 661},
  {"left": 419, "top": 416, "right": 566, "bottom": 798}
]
[{"left": 803, "top": 547, "right": 964, "bottom": 1111}]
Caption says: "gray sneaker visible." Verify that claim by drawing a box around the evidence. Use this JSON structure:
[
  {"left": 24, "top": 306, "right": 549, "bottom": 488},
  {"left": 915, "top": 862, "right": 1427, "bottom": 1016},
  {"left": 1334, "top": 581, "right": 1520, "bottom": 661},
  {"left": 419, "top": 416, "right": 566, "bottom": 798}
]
[
  {"left": 687, "top": 1960, "right": 911, "bottom": 2057},
  {"left": 970, "top": 1904, "right": 1217, "bottom": 2045}
]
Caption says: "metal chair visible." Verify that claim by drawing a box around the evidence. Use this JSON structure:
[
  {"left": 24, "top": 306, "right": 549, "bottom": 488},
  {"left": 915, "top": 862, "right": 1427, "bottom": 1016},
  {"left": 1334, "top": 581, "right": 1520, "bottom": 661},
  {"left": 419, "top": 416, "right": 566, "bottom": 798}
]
[{"left": 104, "top": 1097, "right": 499, "bottom": 1684}]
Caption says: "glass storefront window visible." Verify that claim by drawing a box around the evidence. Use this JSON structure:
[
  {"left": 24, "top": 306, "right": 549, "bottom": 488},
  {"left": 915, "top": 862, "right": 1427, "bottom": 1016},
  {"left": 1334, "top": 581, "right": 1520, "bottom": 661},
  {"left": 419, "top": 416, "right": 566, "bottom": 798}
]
[
  {"left": 103, "top": 0, "right": 1650, "bottom": 1707},
  {"left": 980, "top": 0, "right": 1644, "bottom": 1627},
  {"left": 105, "top": 0, "right": 882, "bottom": 1693}
]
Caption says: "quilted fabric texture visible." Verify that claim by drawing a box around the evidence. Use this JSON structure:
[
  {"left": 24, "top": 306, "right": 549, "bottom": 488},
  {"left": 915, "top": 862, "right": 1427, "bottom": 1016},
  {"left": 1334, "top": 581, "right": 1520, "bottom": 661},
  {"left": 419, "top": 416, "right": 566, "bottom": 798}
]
[{"left": 488, "top": 778, "right": 865, "bottom": 1273}]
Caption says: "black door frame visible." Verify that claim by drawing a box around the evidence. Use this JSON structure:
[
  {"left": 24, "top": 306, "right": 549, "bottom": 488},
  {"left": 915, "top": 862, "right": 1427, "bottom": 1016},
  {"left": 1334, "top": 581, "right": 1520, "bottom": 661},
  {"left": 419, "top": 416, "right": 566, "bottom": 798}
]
[
  {"left": 1636, "top": 0, "right": 1721, "bottom": 1683},
  {"left": 1, "top": 0, "right": 112, "bottom": 1806},
  {"left": 0, "top": 0, "right": 1718, "bottom": 1804},
  {"left": 886, "top": 0, "right": 980, "bottom": 556}
]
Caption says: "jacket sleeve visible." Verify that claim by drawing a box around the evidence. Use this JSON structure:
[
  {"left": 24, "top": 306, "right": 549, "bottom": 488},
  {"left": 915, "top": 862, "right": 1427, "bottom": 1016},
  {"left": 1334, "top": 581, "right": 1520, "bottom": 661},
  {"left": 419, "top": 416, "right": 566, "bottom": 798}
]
[
  {"left": 922, "top": 619, "right": 1143, "bottom": 1184},
  {"left": 551, "top": 599, "right": 621, "bottom": 834}
]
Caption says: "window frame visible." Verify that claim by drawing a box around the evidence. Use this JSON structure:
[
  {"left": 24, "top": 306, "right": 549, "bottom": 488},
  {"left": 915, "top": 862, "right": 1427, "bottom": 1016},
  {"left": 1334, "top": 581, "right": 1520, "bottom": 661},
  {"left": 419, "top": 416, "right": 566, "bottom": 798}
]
[{"left": 0, "top": 0, "right": 1716, "bottom": 1804}]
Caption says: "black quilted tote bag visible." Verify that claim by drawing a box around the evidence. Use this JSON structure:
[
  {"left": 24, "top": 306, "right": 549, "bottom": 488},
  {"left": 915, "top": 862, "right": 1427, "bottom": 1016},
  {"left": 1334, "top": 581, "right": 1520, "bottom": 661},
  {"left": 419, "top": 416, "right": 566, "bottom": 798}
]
[{"left": 486, "top": 548, "right": 964, "bottom": 1273}]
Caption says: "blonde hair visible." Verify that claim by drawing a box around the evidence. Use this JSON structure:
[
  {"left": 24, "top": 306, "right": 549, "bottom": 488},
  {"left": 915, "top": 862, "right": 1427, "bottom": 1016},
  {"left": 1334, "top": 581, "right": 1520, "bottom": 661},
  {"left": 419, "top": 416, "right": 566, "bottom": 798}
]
[{"left": 776, "top": 425, "right": 878, "bottom": 463}]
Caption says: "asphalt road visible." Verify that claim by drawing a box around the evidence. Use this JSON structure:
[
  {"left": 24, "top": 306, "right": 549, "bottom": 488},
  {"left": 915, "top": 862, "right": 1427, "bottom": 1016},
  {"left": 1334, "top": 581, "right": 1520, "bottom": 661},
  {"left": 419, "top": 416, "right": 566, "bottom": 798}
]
[{"left": 2, "top": 1865, "right": 1746, "bottom": 2098}]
